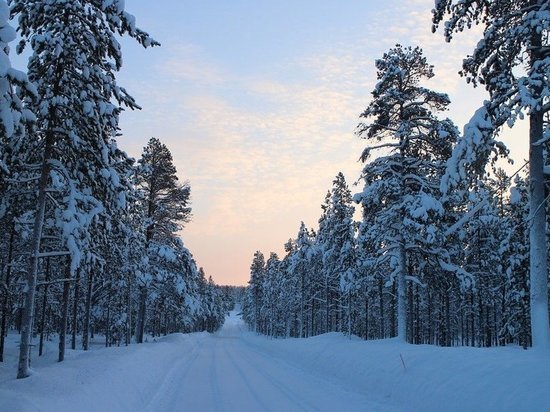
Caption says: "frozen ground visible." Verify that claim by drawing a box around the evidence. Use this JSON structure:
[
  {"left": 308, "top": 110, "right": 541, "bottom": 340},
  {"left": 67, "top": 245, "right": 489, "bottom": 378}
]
[{"left": 1, "top": 310, "right": 549, "bottom": 411}]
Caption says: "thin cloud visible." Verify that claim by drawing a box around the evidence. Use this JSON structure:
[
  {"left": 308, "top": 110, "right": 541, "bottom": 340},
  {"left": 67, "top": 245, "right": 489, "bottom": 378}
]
[
  {"left": 118, "top": 0, "right": 523, "bottom": 285},
  {"left": 158, "top": 43, "right": 226, "bottom": 85}
]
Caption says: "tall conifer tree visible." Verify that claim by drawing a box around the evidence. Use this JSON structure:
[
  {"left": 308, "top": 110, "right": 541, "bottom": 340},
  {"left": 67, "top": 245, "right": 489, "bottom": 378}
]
[
  {"left": 433, "top": 0, "right": 550, "bottom": 349},
  {"left": 135, "top": 137, "right": 191, "bottom": 343},
  {"left": 12, "top": 0, "right": 158, "bottom": 378},
  {"left": 355, "top": 45, "right": 458, "bottom": 341}
]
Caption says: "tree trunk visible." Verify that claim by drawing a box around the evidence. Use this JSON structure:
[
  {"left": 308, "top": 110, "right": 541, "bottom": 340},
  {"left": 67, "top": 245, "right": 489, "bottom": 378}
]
[
  {"left": 58, "top": 262, "right": 71, "bottom": 362},
  {"left": 397, "top": 241, "right": 407, "bottom": 342},
  {"left": 364, "top": 290, "right": 369, "bottom": 340},
  {"left": 469, "top": 290, "right": 476, "bottom": 346},
  {"left": 299, "top": 271, "right": 304, "bottom": 338},
  {"left": 136, "top": 286, "right": 147, "bottom": 343},
  {"left": 378, "top": 276, "right": 384, "bottom": 338},
  {"left": 309, "top": 298, "right": 314, "bottom": 337},
  {"left": 408, "top": 282, "right": 414, "bottom": 343},
  {"left": 461, "top": 302, "right": 465, "bottom": 346},
  {"left": 71, "top": 269, "right": 80, "bottom": 350},
  {"left": 17, "top": 131, "right": 54, "bottom": 379},
  {"left": 427, "top": 288, "right": 432, "bottom": 345},
  {"left": 529, "top": 106, "right": 550, "bottom": 349},
  {"left": 82, "top": 269, "right": 94, "bottom": 351},
  {"left": 39, "top": 257, "right": 51, "bottom": 357},
  {"left": 445, "top": 289, "right": 451, "bottom": 347},
  {"left": 391, "top": 277, "right": 397, "bottom": 338},
  {"left": 414, "top": 283, "right": 420, "bottom": 344},
  {"left": 0, "top": 220, "right": 16, "bottom": 362},
  {"left": 325, "top": 278, "right": 329, "bottom": 333},
  {"left": 105, "top": 282, "right": 111, "bottom": 347},
  {"left": 125, "top": 272, "right": 132, "bottom": 346},
  {"left": 348, "top": 293, "right": 352, "bottom": 337}
]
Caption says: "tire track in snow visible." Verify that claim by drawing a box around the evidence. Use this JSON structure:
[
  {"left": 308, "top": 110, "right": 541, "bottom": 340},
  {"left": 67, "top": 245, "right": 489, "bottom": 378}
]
[
  {"left": 238, "top": 335, "right": 395, "bottom": 412},
  {"left": 209, "top": 339, "right": 225, "bottom": 412},
  {"left": 221, "top": 341, "right": 274, "bottom": 412},
  {"left": 143, "top": 338, "right": 201, "bottom": 412},
  {"left": 229, "top": 338, "right": 315, "bottom": 411}
]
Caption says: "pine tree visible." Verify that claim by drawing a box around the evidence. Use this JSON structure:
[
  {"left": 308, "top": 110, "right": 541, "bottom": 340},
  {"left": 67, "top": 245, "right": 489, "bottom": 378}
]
[
  {"left": 433, "top": 0, "right": 550, "bottom": 349},
  {"left": 280, "top": 240, "right": 299, "bottom": 337},
  {"left": 318, "top": 173, "right": 356, "bottom": 333},
  {"left": 12, "top": 0, "right": 158, "bottom": 378},
  {"left": 0, "top": 0, "right": 36, "bottom": 363},
  {"left": 499, "top": 175, "right": 530, "bottom": 346},
  {"left": 248, "top": 251, "right": 265, "bottom": 333},
  {"left": 0, "top": 0, "right": 34, "bottom": 178},
  {"left": 290, "top": 222, "right": 315, "bottom": 337},
  {"left": 135, "top": 137, "right": 191, "bottom": 343},
  {"left": 355, "top": 44, "right": 458, "bottom": 342},
  {"left": 262, "top": 252, "right": 280, "bottom": 337}
]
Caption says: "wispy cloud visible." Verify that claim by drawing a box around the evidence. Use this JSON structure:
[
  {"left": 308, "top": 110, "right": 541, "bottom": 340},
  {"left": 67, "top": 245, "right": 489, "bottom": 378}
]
[
  {"left": 158, "top": 43, "right": 226, "bottom": 85},
  {"left": 118, "top": 0, "right": 525, "bottom": 285}
]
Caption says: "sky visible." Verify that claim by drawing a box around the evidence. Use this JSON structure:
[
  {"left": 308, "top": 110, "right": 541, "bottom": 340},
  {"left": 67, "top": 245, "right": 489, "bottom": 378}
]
[{"left": 107, "top": 0, "right": 528, "bottom": 286}]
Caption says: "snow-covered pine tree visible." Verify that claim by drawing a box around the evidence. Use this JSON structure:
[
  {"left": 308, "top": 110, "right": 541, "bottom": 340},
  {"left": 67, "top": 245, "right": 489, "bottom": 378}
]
[
  {"left": 433, "top": 0, "right": 550, "bottom": 350},
  {"left": 318, "top": 173, "right": 356, "bottom": 334},
  {"left": 355, "top": 45, "right": 458, "bottom": 342},
  {"left": 262, "top": 252, "right": 281, "bottom": 337},
  {"left": 459, "top": 178, "right": 505, "bottom": 347},
  {"left": 12, "top": 0, "right": 158, "bottom": 378},
  {"left": 77, "top": 146, "right": 137, "bottom": 352},
  {"left": 0, "top": 1, "right": 36, "bottom": 363},
  {"left": 289, "top": 222, "right": 316, "bottom": 338},
  {"left": 194, "top": 267, "right": 208, "bottom": 331},
  {"left": 135, "top": 137, "right": 191, "bottom": 343},
  {"left": 0, "top": 0, "right": 34, "bottom": 178},
  {"left": 279, "top": 240, "right": 299, "bottom": 337},
  {"left": 269, "top": 253, "right": 294, "bottom": 337},
  {"left": 203, "top": 275, "right": 226, "bottom": 332},
  {"left": 355, "top": 202, "right": 385, "bottom": 340},
  {"left": 248, "top": 251, "right": 265, "bottom": 333},
  {"left": 499, "top": 174, "right": 530, "bottom": 347},
  {"left": 193, "top": 268, "right": 226, "bottom": 333}
]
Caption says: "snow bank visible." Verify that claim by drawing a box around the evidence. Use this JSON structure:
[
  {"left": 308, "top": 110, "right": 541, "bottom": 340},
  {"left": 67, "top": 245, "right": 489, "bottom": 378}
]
[
  {"left": 0, "top": 333, "right": 201, "bottom": 412},
  {"left": 242, "top": 330, "right": 550, "bottom": 411}
]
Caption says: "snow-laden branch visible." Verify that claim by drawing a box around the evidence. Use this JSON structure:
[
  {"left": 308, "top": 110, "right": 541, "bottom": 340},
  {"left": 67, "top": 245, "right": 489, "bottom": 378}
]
[{"left": 443, "top": 201, "right": 485, "bottom": 238}]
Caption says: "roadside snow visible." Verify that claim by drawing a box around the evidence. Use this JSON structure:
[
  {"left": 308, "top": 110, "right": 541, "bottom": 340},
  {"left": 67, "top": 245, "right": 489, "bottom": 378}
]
[
  {"left": 242, "top": 330, "right": 550, "bottom": 411},
  {"left": 0, "top": 332, "right": 206, "bottom": 411}
]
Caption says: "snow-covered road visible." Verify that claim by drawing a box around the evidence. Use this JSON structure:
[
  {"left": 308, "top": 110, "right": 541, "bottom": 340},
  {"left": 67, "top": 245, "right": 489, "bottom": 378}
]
[
  {"left": 144, "top": 312, "right": 391, "bottom": 412},
  {"left": 0, "top": 311, "right": 395, "bottom": 412},
  {"left": 2, "top": 310, "right": 549, "bottom": 411}
]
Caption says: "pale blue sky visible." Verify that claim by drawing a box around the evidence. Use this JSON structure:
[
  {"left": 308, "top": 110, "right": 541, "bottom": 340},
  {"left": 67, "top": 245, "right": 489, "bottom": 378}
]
[
  {"left": 114, "top": 0, "right": 528, "bottom": 285},
  {"left": 15, "top": 1, "right": 528, "bottom": 285}
]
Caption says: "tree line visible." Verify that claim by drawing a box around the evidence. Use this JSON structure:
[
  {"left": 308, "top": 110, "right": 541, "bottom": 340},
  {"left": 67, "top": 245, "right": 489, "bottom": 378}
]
[
  {"left": 0, "top": 0, "right": 228, "bottom": 379},
  {"left": 243, "top": 1, "right": 550, "bottom": 350}
]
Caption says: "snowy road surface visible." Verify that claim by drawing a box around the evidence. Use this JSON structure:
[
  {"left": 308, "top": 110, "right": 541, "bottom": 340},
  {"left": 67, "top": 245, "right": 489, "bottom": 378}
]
[
  {"left": 0, "top": 311, "right": 396, "bottom": 412},
  {"left": 144, "top": 313, "right": 392, "bottom": 412},
  {"left": 2, "top": 310, "right": 549, "bottom": 411}
]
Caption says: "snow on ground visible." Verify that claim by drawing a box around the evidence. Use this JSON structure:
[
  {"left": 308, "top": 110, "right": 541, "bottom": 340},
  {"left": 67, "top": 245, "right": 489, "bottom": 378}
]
[{"left": 1, "top": 311, "right": 549, "bottom": 411}]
